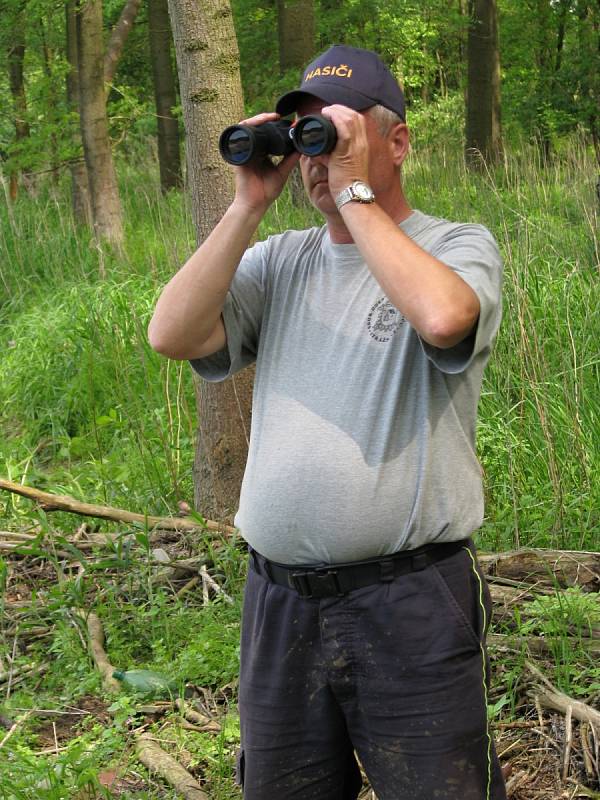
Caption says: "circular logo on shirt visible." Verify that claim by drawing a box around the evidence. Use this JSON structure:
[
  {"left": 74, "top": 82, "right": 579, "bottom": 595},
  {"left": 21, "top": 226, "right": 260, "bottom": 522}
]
[{"left": 367, "top": 298, "right": 405, "bottom": 342}]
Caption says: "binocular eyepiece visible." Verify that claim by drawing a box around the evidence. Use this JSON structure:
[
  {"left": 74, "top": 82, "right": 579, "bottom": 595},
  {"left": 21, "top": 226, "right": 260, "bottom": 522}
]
[{"left": 219, "top": 115, "right": 337, "bottom": 166}]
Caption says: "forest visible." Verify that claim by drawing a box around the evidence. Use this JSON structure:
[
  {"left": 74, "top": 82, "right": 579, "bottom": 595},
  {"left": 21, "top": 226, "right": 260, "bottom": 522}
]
[{"left": 0, "top": 0, "right": 599, "bottom": 798}]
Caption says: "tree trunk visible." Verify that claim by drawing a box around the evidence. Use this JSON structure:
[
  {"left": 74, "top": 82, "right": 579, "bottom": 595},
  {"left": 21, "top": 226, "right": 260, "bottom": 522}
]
[
  {"left": 39, "top": 18, "right": 59, "bottom": 186},
  {"left": 76, "top": 0, "right": 124, "bottom": 250},
  {"left": 458, "top": 0, "right": 469, "bottom": 105},
  {"left": 148, "top": 0, "right": 182, "bottom": 193},
  {"left": 104, "top": 0, "right": 144, "bottom": 85},
  {"left": 554, "top": 0, "right": 569, "bottom": 74},
  {"left": 167, "top": 0, "right": 253, "bottom": 521},
  {"left": 277, "top": 0, "right": 315, "bottom": 73},
  {"left": 465, "top": 0, "right": 502, "bottom": 168},
  {"left": 576, "top": 1, "right": 600, "bottom": 168},
  {"left": 6, "top": 8, "right": 30, "bottom": 201},
  {"left": 66, "top": 0, "right": 92, "bottom": 225}
]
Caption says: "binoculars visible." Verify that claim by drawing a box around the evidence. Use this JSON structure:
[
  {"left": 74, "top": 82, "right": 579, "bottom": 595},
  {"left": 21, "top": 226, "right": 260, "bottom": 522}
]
[{"left": 219, "top": 115, "right": 337, "bottom": 166}]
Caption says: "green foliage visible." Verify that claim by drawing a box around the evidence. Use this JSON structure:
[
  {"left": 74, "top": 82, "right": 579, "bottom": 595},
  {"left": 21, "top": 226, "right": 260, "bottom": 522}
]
[
  {"left": 519, "top": 588, "right": 600, "bottom": 694},
  {"left": 1, "top": 0, "right": 598, "bottom": 174},
  {"left": 0, "top": 163, "right": 197, "bottom": 515},
  {"left": 499, "top": 0, "right": 600, "bottom": 147}
]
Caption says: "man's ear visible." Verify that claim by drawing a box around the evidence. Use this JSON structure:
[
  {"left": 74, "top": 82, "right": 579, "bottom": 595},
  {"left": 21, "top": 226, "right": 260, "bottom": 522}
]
[{"left": 389, "top": 124, "right": 410, "bottom": 168}]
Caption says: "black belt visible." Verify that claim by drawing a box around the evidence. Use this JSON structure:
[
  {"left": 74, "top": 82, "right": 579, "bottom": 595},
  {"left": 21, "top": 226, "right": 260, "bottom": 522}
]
[{"left": 249, "top": 538, "right": 470, "bottom": 599}]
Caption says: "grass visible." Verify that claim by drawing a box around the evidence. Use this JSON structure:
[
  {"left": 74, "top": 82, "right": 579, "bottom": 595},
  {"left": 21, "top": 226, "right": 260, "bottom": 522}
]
[{"left": 0, "top": 131, "right": 598, "bottom": 796}]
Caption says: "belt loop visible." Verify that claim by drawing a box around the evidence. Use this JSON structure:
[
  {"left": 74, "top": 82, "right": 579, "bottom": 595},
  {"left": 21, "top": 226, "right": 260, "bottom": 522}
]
[
  {"left": 250, "top": 548, "right": 274, "bottom": 581},
  {"left": 411, "top": 552, "right": 429, "bottom": 572},
  {"left": 249, "top": 547, "right": 261, "bottom": 573},
  {"left": 263, "top": 558, "right": 274, "bottom": 582},
  {"left": 379, "top": 559, "right": 395, "bottom": 582}
]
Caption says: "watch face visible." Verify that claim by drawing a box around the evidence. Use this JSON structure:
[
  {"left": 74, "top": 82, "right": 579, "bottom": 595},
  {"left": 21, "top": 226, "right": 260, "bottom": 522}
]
[{"left": 354, "top": 182, "right": 373, "bottom": 200}]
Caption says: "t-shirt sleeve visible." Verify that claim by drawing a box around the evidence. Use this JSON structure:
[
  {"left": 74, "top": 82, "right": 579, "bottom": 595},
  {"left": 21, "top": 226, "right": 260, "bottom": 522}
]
[
  {"left": 419, "top": 223, "right": 503, "bottom": 374},
  {"left": 189, "top": 239, "right": 269, "bottom": 382}
]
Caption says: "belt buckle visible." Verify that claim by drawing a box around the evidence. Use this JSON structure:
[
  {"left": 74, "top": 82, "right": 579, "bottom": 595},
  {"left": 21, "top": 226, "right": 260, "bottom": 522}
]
[
  {"left": 289, "top": 568, "right": 344, "bottom": 598},
  {"left": 315, "top": 567, "right": 344, "bottom": 597},
  {"left": 289, "top": 570, "right": 313, "bottom": 598}
]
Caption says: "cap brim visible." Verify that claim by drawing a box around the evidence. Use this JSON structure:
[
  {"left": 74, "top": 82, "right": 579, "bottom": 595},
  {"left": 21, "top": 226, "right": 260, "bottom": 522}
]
[{"left": 275, "top": 84, "right": 376, "bottom": 116}]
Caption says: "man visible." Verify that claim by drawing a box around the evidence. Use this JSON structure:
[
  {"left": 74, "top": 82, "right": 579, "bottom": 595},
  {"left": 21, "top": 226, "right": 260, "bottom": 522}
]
[{"left": 149, "top": 45, "right": 506, "bottom": 800}]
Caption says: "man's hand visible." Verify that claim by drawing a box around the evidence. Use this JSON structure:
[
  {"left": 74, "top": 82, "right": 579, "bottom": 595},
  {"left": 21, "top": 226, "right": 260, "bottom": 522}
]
[
  {"left": 232, "top": 112, "right": 301, "bottom": 215},
  {"left": 317, "top": 105, "right": 370, "bottom": 198}
]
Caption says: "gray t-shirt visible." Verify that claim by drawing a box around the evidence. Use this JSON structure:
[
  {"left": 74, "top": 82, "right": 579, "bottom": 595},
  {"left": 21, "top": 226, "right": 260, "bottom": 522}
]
[{"left": 191, "top": 209, "right": 503, "bottom": 565}]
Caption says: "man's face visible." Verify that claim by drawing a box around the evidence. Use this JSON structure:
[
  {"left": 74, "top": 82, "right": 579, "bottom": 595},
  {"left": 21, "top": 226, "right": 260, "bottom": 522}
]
[{"left": 294, "top": 97, "right": 405, "bottom": 217}]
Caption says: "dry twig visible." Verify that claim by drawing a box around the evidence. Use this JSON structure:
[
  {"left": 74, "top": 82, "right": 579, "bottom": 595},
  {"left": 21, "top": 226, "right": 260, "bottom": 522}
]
[
  {"left": 135, "top": 732, "right": 209, "bottom": 800},
  {"left": 0, "top": 478, "right": 236, "bottom": 536},
  {"left": 73, "top": 610, "right": 120, "bottom": 695}
]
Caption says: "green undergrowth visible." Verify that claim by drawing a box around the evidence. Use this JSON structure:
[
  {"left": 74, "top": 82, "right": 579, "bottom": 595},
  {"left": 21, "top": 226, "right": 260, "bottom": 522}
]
[
  {"left": 0, "top": 535, "right": 246, "bottom": 799},
  {"left": 1, "top": 136, "right": 598, "bottom": 549},
  {"left": 489, "top": 585, "right": 600, "bottom": 726}
]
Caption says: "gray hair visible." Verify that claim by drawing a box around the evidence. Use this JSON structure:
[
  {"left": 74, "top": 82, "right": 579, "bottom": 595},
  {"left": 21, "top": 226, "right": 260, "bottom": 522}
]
[{"left": 368, "top": 104, "right": 405, "bottom": 136}]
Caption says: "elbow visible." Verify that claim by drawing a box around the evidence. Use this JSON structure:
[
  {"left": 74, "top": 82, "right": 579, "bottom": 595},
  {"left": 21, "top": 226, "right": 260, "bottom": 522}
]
[
  {"left": 147, "top": 317, "right": 179, "bottom": 359},
  {"left": 425, "top": 306, "right": 480, "bottom": 350}
]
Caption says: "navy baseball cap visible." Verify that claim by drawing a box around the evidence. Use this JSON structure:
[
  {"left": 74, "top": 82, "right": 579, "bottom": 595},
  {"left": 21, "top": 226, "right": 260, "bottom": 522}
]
[{"left": 276, "top": 45, "right": 406, "bottom": 121}]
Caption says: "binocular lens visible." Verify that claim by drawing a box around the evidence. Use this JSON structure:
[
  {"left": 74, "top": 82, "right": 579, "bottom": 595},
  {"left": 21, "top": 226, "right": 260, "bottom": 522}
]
[
  {"left": 220, "top": 127, "right": 253, "bottom": 165},
  {"left": 296, "top": 119, "right": 327, "bottom": 156},
  {"left": 292, "top": 115, "right": 337, "bottom": 157}
]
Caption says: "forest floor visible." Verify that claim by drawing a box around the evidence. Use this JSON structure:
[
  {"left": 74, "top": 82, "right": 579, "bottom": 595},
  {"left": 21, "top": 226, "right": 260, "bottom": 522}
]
[{"left": 0, "top": 499, "right": 599, "bottom": 800}]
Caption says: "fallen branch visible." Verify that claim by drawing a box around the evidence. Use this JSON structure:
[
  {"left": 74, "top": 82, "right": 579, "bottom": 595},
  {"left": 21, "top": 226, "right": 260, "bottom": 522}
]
[
  {"left": 525, "top": 660, "right": 600, "bottom": 728},
  {"left": 175, "top": 698, "right": 220, "bottom": 732},
  {"left": 488, "top": 633, "right": 600, "bottom": 656},
  {"left": 74, "top": 610, "right": 120, "bottom": 695},
  {"left": 176, "top": 576, "right": 200, "bottom": 599},
  {"left": 479, "top": 548, "right": 600, "bottom": 590},
  {"left": 0, "top": 663, "right": 36, "bottom": 683},
  {"left": 135, "top": 732, "right": 209, "bottom": 800},
  {"left": 0, "top": 709, "right": 34, "bottom": 750},
  {"left": 0, "top": 540, "right": 78, "bottom": 560},
  {"left": 0, "top": 479, "right": 236, "bottom": 537},
  {"left": 199, "top": 565, "right": 234, "bottom": 605},
  {"left": 562, "top": 703, "right": 573, "bottom": 782}
]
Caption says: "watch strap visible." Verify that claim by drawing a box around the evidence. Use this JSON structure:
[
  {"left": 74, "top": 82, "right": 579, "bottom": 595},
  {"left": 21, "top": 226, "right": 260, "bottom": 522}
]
[
  {"left": 334, "top": 181, "right": 375, "bottom": 211},
  {"left": 334, "top": 185, "right": 354, "bottom": 210}
]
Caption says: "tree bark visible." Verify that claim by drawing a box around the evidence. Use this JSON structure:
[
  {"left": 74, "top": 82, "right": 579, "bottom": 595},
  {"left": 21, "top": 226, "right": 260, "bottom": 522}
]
[
  {"left": 554, "top": 0, "right": 569, "bottom": 74},
  {"left": 167, "top": 0, "right": 253, "bottom": 521},
  {"left": 65, "top": 0, "right": 92, "bottom": 225},
  {"left": 39, "top": 18, "right": 59, "bottom": 185},
  {"left": 465, "top": 0, "right": 502, "bottom": 168},
  {"left": 6, "top": 6, "right": 30, "bottom": 201},
  {"left": 277, "top": 0, "right": 315, "bottom": 73},
  {"left": 148, "top": 0, "right": 182, "bottom": 192},
  {"left": 104, "top": 0, "right": 144, "bottom": 85},
  {"left": 76, "top": 0, "right": 124, "bottom": 250}
]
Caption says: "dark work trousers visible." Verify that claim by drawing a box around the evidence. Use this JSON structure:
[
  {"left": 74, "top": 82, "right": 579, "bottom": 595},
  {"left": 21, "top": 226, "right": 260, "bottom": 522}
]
[{"left": 237, "top": 541, "right": 507, "bottom": 800}]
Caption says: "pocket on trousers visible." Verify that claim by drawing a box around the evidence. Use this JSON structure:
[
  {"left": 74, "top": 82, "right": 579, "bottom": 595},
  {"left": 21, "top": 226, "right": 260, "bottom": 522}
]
[
  {"left": 430, "top": 555, "right": 483, "bottom": 648},
  {"left": 235, "top": 748, "right": 245, "bottom": 788}
]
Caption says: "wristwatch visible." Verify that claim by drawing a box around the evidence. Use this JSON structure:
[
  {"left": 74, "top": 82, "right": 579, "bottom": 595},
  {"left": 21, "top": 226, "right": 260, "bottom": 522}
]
[{"left": 335, "top": 180, "right": 376, "bottom": 211}]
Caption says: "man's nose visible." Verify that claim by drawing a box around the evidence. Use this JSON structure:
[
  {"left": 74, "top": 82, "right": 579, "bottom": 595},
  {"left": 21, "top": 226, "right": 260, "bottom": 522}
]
[{"left": 309, "top": 153, "right": 330, "bottom": 168}]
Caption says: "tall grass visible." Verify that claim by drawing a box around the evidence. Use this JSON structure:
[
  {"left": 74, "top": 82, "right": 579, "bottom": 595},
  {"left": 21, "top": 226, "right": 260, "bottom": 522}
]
[{"left": 0, "top": 137, "right": 598, "bottom": 549}]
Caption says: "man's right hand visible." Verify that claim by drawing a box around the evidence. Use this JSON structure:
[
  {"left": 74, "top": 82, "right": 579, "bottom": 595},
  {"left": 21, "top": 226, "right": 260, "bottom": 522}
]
[{"left": 232, "top": 112, "right": 301, "bottom": 214}]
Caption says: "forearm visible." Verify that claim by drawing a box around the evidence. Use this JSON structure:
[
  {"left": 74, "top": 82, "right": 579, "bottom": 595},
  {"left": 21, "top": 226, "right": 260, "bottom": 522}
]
[
  {"left": 148, "top": 201, "right": 264, "bottom": 358},
  {"left": 340, "top": 203, "right": 480, "bottom": 348}
]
